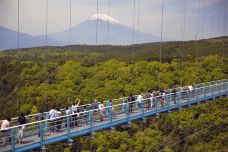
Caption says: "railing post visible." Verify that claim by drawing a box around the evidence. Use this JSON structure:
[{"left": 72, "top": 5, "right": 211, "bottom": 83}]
[
  {"left": 194, "top": 84, "right": 198, "bottom": 99},
  {"left": 39, "top": 121, "right": 44, "bottom": 148},
  {"left": 109, "top": 106, "right": 112, "bottom": 125},
  {"left": 178, "top": 92, "right": 181, "bottom": 110},
  {"left": 226, "top": 81, "right": 228, "bottom": 96},
  {"left": 126, "top": 102, "right": 131, "bottom": 127},
  {"left": 203, "top": 83, "right": 206, "bottom": 101},
  {"left": 187, "top": 90, "right": 190, "bottom": 106},
  {"left": 210, "top": 82, "right": 213, "bottom": 99},
  {"left": 218, "top": 81, "right": 221, "bottom": 97},
  {"left": 89, "top": 111, "right": 94, "bottom": 138},
  {"left": 135, "top": 98, "right": 138, "bottom": 110},
  {"left": 215, "top": 80, "right": 219, "bottom": 97},
  {"left": 10, "top": 128, "right": 15, "bottom": 152},
  {"left": 155, "top": 97, "right": 159, "bottom": 118},
  {"left": 167, "top": 94, "right": 171, "bottom": 113},
  {"left": 67, "top": 115, "right": 72, "bottom": 142},
  {"left": 212, "top": 82, "right": 215, "bottom": 99},
  {"left": 122, "top": 99, "right": 125, "bottom": 113},
  {"left": 141, "top": 100, "right": 144, "bottom": 119},
  {"left": 45, "top": 112, "right": 49, "bottom": 131},
  {"left": 196, "top": 87, "right": 199, "bottom": 104},
  {"left": 224, "top": 80, "right": 227, "bottom": 95}
]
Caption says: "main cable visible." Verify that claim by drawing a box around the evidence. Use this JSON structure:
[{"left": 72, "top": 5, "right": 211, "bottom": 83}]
[
  {"left": 107, "top": 0, "right": 110, "bottom": 60},
  {"left": 69, "top": 0, "right": 72, "bottom": 45},
  {"left": 96, "top": 0, "right": 99, "bottom": 51},
  {"left": 158, "top": 0, "right": 164, "bottom": 91},
  {"left": 180, "top": 0, "right": 186, "bottom": 86},
  {"left": 17, "top": 0, "right": 20, "bottom": 116},
  {"left": 132, "top": 0, "right": 136, "bottom": 62},
  {"left": 45, "top": 0, "right": 49, "bottom": 112},
  {"left": 130, "top": 0, "right": 136, "bottom": 91},
  {"left": 221, "top": 0, "right": 227, "bottom": 79},
  {"left": 136, "top": 0, "right": 140, "bottom": 57}
]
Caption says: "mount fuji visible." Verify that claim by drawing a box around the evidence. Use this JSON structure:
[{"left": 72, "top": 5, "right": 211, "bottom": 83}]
[
  {"left": 49, "top": 14, "right": 161, "bottom": 45},
  {"left": 0, "top": 14, "right": 161, "bottom": 50}
]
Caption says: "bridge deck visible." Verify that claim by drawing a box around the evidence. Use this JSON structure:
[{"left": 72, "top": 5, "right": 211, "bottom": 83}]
[{"left": 0, "top": 81, "right": 227, "bottom": 152}]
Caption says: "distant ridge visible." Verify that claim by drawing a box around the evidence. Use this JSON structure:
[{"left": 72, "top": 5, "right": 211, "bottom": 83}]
[
  {"left": 0, "top": 26, "right": 62, "bottom": 50},
  {"left": 0, "top": 14, "right": 162, "bottom": 50},
  {"left": 49, "top": 13, "right": 162, "bottom": 45}
]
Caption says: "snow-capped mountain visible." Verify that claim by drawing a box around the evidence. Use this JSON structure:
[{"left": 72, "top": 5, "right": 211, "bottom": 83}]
[
  {"left": 49, "top": 14, "right": 161, "bottom": 45},
  {"left": 89, "top": 14, "right": 119, "bottom": 24},
  {"left": 0, "top": 14, "right": 161, "bottom": 50}
]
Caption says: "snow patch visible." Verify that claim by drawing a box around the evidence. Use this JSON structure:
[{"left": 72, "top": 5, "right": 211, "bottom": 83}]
[{"left": 89, "top": 14, "right": 119, "bottom": 24}]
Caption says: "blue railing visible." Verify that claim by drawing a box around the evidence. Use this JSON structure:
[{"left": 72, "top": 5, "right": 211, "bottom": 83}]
[{"left": 0, "top": 79, "right": 227, "bottom": 152}]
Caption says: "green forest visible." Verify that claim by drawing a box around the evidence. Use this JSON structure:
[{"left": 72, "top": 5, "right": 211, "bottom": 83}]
[
  {"left": 0, "top": 37, "right": 227, "bottom": 152},
  {"left": 46, "top": 98, "right": 228, "bottom": 152},
  {"left": 0, "top": 37, "right": 227, "bottom": 119}
]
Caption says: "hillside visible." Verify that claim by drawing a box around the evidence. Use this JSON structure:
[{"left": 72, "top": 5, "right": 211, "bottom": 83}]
[
  {"left": 0, "top": 37, "right": 227, "bottom": 119},
  {"left": 1, "top": 36, "right": 228, "bottom": 65}
]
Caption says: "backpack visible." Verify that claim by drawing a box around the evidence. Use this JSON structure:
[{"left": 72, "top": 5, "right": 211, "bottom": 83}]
[{"left": 35, "top": 113, "right": 43, "bottom": 121}]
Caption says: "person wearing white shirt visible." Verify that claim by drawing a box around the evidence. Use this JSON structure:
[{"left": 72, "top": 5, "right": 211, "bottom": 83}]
[
  {"left": 150, "top": 93, "right": 154, "bottom": 108},
  {"left": 49, "top": 107, "right": 56, "bottom": 132},
  {"left": 1, "top": 117, "right": 11, "bottom": 146},
  {"left": 55, "top": 108, "right": 62, "bottom": 130},
  {"left": 99, "top": 101, "right": 105, "bottom": 121},
  {"left": 188, "top": 85, "right": 194, "bottom": 98},
  {"left": 137, "top": 93, "right": 143, "bottom": 109}
]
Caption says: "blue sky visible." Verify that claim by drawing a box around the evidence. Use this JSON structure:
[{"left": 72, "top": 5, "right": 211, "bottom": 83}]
[{"left": 0, "top": 0, "right": 227, "bottom": 41}]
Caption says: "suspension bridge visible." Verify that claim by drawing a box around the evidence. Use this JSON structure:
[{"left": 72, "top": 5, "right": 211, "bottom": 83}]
[
  {"left": 0, "top": 79, "right": 227, "bottom": 152},
  {"left": 0, "top": 0, "right": 227, "bottom": 151}
]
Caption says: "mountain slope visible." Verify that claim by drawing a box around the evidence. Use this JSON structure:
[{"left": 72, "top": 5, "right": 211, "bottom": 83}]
[
  {"left": 0, "top": 26, "right": 62, "bottom": 50},
  {"left": 50, "top": 14, "right": 161, "bottom": 45}
]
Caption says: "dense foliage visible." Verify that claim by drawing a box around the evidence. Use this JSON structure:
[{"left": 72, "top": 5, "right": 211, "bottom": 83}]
[
  {"left": 46, "top": 98, "right": 228, "bottom": 152},
  {"left": 0, "top": 37, "right": 227, "bottom": 119}
]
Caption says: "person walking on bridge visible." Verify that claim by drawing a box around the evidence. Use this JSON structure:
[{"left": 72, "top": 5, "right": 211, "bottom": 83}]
[
  {"left": 17, "top": 113, "right": 26, "bottom": 144},
  {"left": 137, "top": 93, "right": 143, "bottom": 109},
  {"left": 1, "top": 117, "right": 11, "bottom": 146},
  {"left": 128, "top": 93, "right": 135, "bottom": 113},
  {"left": 99, "top": 101, "right": 105, "bottom": 121},
  {"left": 49, "top": 107, "right": 56, "bottom": 133},
  {"left": 35, "top": 110, "right": 43, "bottom": 137},
  {"left": 72, "top": 99, "right": 80, "bottom": 127}
]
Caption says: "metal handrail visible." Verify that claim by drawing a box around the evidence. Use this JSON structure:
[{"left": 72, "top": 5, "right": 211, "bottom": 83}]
[
  {"left": 3, "top": 80, "right": 227, "bottom": 130},
  {"left": 1, "top": 79, "right": 226, "bottom": 125}
]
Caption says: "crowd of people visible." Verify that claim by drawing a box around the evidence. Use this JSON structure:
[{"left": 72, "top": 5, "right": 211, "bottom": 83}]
[
  {"left": 0, "top": 85, "right": 195, "bottom": 146},
  {"left": 0, "top": 113, "right": 27, "bottom": 146}
]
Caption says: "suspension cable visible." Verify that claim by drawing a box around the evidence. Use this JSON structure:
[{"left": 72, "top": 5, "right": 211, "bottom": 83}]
[
  {"left": 180, "top": 0, "right": 186, "bottom": 86},
  {"left": 45, "top": 0, "right": 48, "bottom": 49},
  {"left": 130, "top": 0, "right": 136, "bottom": 91},
  {"left": 45, "top": 0, "right": 49, "bottom": 112},
  {"left": 136, "top": 0, "right": 140, "bottom": 58},
  {"left": 195, "top": 0, "right": 201, "bottom": 63},
  {"left": 158, "top": 0, "right": 164, "bottom": 91},
  {"left": 96, "top": 0, "right": 99, "bottom": 51},
  {"left": 221, "top": 0, "right": 227, "bottom": 79},
  {"left": 132, "top": 0, "right": 136, "bottom": 62},
  {"left": 107, "top": 0, "right": 110, "bottom": 60},
  {"left": 17, "top": 0, "right": 20, "bottom": 116},
  {"left": 18, "top": 0, "right": 20, "bottom": 49},
  {"left": 200, "top": 0, "right": 206, "bottom": 62},
  {"left": 159, "top": 123, "right": 215, "bottom": 152},
  {"left": 69, "top": 0, "right": 72, "bottom": 45}
]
